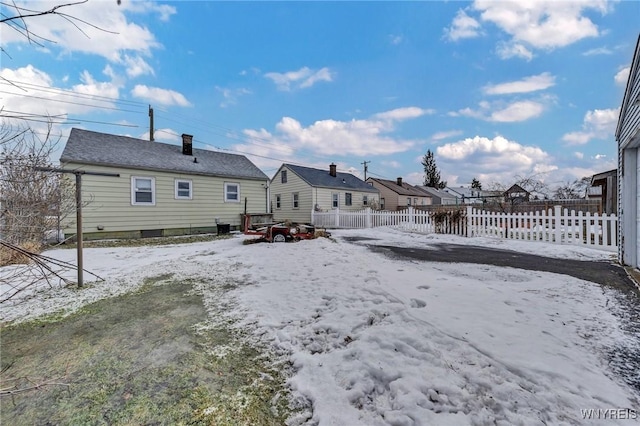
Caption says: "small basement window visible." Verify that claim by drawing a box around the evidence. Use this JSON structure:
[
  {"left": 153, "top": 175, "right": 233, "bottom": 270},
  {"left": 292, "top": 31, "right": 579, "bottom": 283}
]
[
  {"left": 131, "top": 176, "right": 155, "bottom": 205},
  {"left": 175, "top": 179, "right": 192, "bottom": 199},
  {"left": 225, "top": 182, "right": 240, "bottom": 202}
]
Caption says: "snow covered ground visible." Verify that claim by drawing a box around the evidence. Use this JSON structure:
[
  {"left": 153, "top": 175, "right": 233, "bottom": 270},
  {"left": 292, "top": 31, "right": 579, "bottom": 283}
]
[{"left": 2, "top": 229, "right": 638, "bottom": 425}]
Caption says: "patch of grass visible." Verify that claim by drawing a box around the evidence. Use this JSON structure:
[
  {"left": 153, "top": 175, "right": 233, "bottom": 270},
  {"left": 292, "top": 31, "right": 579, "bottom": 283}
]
[
  {"left": 1, "top": 278, "right": 295, "bottom": 425},
  {"left": 58, "top": 234, "right": 233, "bottom": 250}
]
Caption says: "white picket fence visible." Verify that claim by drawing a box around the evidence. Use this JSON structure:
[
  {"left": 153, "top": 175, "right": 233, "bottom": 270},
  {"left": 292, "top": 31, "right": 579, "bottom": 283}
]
[
  {"left": 468, "top": 205, "right": 617, "bottom": 251},
  {"left": 310, "top": 205, "right": 618, "bottom": 251}
]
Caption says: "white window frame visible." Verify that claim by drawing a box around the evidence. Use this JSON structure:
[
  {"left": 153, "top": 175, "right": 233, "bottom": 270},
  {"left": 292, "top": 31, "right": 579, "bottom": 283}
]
[
  {"left": 345, "top": 192, "right": 352, "bottom": 206},
  {"left": 281, "top": 170, "right": 287, "bottom": 183},
  {"left": 363, "top": 195, "right": 368, "bottom": 206},
  {"left": 275, "top": 194, "right": 281, "bottom": 209},
  {"left": 292, "top": 192, "right": 299, "bottom": 209},
  {"left": 131, "top": 176, "right": 155, "bottom": 206},
  {"left": 407, "top": 198, "right": 412, "bottom": 206},
  {"left": 224, "top": 182, "right": 240, "bottom": 203},
  {"left": 380, "top": 198, "right": 385, "bottom": 210},
  {"left": 174, "top": 179, "right": 193, "bottom": 200},
  {"left": 332, "top": 193, "right": 339, "bottom": 209}
]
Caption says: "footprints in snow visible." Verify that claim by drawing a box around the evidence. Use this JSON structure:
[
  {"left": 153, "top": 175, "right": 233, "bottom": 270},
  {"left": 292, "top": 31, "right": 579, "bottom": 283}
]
[{"left": 410, "top": 298, "right": 427, "bottom": 309}]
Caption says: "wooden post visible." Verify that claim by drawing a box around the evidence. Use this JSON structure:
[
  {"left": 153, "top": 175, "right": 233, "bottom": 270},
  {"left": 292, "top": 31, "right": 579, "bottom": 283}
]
[{"left": 75, "top": 173, "right": 83, "bottom": 287}]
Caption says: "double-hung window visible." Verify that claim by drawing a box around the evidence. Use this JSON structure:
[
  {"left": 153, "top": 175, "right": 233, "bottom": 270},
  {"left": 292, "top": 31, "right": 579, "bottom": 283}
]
[
  {"left": 281, "top": 170, "right": 287, "bottom": 183},
  {"left": 175, "top": 179, "right": 192, "bottom": 199},
  {"left": 363, "top": 195, "right": 368, "bottom": 206},
  {"left": 275, "top": 194, "right": 281, "bottom": 209},
  {"left": 332, "top": 193, "right": 339, "bottom": 208},
  {"left": 225, "top": 182, "right": 240, "bottom": 202},
  {"left": 292, "top": 192, "right": 299, "bottom": 209},
  {"left": 131, "top": 176, "right": 155, "bottom": 205}
]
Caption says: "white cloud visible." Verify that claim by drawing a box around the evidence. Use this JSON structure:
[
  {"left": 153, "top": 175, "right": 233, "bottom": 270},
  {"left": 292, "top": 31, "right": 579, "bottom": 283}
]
[
  {"left": 483, "top": 73, "right": 555, "bottom": 95},
  {"left": 373, "top": 107, "right": 434, "bottom": 121},
  {"left": 562, "top": 108, "right": 619, "bottom": 145},
  {"left": 490, "top": 101, "right": 545, "bottom": 122},
  {"left": 264, "top": 67, "right": 334, "bottom": 91},
  {"left": 582, "top": 46, "right": 613, "bottom": 56},
  {"left": 1, "top": 1, "right": 169, "bottom": 62},
  {"left": 474, "top": 0, "right": 606, "bottom": 50},
  {"left": 452, "top": 100, "right": 545, "bottom": 122},
  {"left": 495, "top": 42, "right": 534, "bottom": 61},
  {"left": 138, "top": 128, "right": 181, "bottom": 143},
  {"left": 431, "top": 130, "right": 463, "bottom": 141},
  {"left": 615, "top": 67, "right": 630, "bottom": 86},
  {"left": 381, "top": 160, "right": 402, "bottom": 169},
  {"left": 389, "top": 34, "right": 403, "bottom": 45},
  {"left": 574, "top": 152, "right": 584, "bottom": 159},
  {"left": 131, "top": 85, "right": 191, "bottom": 107},
  {"left": 435, "top": 135, "right": 552, "bottom": 186},
  {"left": 216, "top": 86, "right": 252, "bottom": 108},
  {"left": 234, "top": 107, "right": 425, "bottom": 170},
  {"left": 120, "top": 55, "right": 155, "bottom": 78},
  {"left": 444, "top": 9, "right": 482, "bottom": 41},
  {"left": 0, "top": 65, "right": 121, "bottom": 119}
]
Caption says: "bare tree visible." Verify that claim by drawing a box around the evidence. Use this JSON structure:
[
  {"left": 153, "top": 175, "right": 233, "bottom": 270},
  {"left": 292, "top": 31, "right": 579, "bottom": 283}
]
[
  {"left": 0, "top": 119, "right": 74, "bottom": 252},
  {"left": 1, "top": 0, "right": 118, "bottom": 57},
  {"left": 552, "top": 177, "right": 590, "bottom": 200},
  {"left": 513, "top": 173, "right": 550, "bottom": 200}
]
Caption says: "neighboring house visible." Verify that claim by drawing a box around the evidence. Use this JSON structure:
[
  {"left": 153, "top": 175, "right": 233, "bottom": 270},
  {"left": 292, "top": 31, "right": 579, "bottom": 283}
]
[
  {"left": 270, "top": 163, "right": 379, "bottom": 223},
  {"left": 503, "top": 184, "right": 531, "bottom": 203},
  {"left": 443, "top": 186, "right": 495, "bottom": 204},
  {"left": 367, "top": 177, "right": 432, "bottom": 210},
  {"left": 616, "top": 33, "right": 640, "bottom": 268},
  {"left": 414, "top": 185, "right": 459, "bottom": 205},
  {"left": 60, "top": 128, "right": 269, "bottom": 240},
  {"left": 590, "top": 169, "right": 618, "bottom": 214}
]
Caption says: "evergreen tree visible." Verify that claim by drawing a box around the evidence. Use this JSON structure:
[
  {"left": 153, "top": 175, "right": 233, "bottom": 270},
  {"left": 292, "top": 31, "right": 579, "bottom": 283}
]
[
  {"left": 422, "top": 149, "right": 444, "bottom": 188},
  {"left": 471, "top": 178, "right": 482, "bottom": 190}
]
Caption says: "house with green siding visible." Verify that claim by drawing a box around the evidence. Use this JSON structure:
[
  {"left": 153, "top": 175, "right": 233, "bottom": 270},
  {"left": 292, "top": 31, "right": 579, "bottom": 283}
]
[
  {"left": 60, "top": 128, "right": 268, "bottom": 240},
  {"left": 270, "top": 163, "right": 379, "bottom": 223}
]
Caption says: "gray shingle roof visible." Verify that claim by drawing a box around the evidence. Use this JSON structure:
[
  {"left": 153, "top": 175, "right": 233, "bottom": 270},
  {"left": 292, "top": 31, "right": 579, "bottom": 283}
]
[
  {"left": 284, "top": 164, "right": 378, "bottom": 193},
  {"left": 60, "top": 128, "right": 268, "bottom": 180},
  {"left": 368, "top": 178, "right": 431, "bottom": 197}
]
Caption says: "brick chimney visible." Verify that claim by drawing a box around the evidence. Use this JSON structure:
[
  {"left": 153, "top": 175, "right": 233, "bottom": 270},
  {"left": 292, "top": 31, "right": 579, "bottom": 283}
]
[
  {"left": 329, "top": 163, "right": 337, "bottom": 177},
  {"left": 182, "top": 134, "right": 193, "bottom": 155},
  {"left": 397, "top": 177, "right": 403, "bottom": 186}
]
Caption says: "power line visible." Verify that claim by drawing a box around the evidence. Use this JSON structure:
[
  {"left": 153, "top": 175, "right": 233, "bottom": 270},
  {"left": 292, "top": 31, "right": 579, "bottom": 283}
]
[{"left": 0, "top": 90, "right": 146, "bottom": 114}]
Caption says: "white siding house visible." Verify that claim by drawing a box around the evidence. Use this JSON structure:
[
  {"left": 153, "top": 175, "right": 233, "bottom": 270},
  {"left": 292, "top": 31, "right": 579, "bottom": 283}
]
[
  {"left": 270, "top": 164, "right": 379, "bottom": 223},
  {"left": 60, "top": 128, "right": 269, "bottom": 240},
  {"left": 617, "top": 34, "right": 640, "bottom": 267}
]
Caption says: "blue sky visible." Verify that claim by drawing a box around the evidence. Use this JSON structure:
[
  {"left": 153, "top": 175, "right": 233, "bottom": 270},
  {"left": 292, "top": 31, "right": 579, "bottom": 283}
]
[{"left": 1, "top": 0, "right": 638, "bottom": 189}]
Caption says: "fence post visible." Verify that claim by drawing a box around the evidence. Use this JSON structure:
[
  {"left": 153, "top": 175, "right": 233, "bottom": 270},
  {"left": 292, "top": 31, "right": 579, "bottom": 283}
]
[
  {"left": 554, "top": 205, "right": 562, "bottom": 244},
  {"left": 466, "top": 205, "right": 473, "bottom": 237},
  {"left": 365, "top": 207, "right": 372, "bottom": 228},
  {"left": 334, "top": 207, "right": 340, "bottom": 228}
]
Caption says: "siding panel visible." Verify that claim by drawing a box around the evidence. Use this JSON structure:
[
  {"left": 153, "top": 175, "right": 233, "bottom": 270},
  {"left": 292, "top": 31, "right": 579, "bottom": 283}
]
[{"left": 62, "top": 163, "right": 267, "bottom": 234}]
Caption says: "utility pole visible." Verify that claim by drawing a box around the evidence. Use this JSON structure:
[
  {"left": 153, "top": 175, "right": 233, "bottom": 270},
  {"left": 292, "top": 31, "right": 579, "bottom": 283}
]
[
  {"left": 149, "top": 105, "right": 154, "bottom": 141},
  {"left": 36, "top": 167, "right": 119, "bottom": 287},
  {"left": 361, "top": 161, "right": 370, "bottom": 181}
]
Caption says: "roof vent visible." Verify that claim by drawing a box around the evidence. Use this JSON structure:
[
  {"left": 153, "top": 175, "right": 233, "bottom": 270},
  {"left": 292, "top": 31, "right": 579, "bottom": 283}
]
[{"left": 182, "top": 134, "right": 193, "bottom": 156}]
